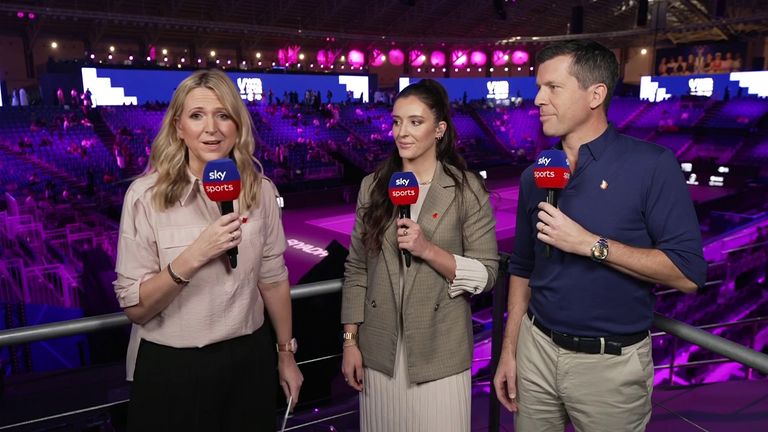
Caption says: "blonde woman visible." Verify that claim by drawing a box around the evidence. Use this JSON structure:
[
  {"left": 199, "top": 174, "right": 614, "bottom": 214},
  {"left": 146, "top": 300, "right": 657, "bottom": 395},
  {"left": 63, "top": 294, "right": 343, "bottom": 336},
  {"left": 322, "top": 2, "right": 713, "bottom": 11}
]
[{"left": 113, "top": 69, "right": 302, "bottom": 431}]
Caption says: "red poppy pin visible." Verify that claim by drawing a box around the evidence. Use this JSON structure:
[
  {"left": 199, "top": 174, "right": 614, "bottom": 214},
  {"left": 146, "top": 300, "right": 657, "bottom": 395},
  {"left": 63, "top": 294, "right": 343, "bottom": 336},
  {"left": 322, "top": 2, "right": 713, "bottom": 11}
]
[
  {"left": 241, "top": 217, "right": 248, "bottom": 224},
  {"left": 432, "top": 212, "right": 439, "bottom": 219}
]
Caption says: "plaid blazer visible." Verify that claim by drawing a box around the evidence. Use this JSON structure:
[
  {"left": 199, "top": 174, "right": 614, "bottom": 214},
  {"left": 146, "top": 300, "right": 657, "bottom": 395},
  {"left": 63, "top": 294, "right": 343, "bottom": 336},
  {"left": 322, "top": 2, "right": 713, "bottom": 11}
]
[{"left": 342, "top": 163, "right": 498, "bottom": 384}]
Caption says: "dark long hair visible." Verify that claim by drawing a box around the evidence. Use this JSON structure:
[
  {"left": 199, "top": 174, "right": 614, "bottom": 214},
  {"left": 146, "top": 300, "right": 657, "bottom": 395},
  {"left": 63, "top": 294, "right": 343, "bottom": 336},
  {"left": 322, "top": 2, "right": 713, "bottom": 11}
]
[{"left": 359, "top": 79, "right": 485, "bottom": 254}]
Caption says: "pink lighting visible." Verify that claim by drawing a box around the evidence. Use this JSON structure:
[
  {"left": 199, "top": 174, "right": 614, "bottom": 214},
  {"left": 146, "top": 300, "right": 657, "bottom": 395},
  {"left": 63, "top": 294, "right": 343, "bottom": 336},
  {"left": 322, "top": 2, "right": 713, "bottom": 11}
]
[
  {"left": 370, "top": 49, "right": 386, "bottom": 67},
  {"left": 430, "top": 51, "right": 446, "bottom": 67},
  {"left": 470, "top": 51, "right": 487, "bottom": 67},
  {"left": 17, "top": 11, "right": 24, "bottom": 18},
  {"left": 278, "top": 45, "right": 301, "bottom": 66},
  {"left": 316, "top": 49, "right": 340, "bottom": 67},
  {"left": 492, "top": 50, "right": 509, "bottom": 66},
  {"left": 388, "top": 49, "right": 404, "bottom": 66},
  {"left": 27, "top": 12, "right": 35, "bottom": 19},
  {"left": 347, "top": 49, "right": 365, "bottom": 67},
  {"left": 409, "top": 50, "right": 426, "bottom": 67},
  {"left": 451, "top": 50, "right": 468, "bottom": 67},
  {"left": 511, "top": 50, "right": 530, "bottom": 65}
]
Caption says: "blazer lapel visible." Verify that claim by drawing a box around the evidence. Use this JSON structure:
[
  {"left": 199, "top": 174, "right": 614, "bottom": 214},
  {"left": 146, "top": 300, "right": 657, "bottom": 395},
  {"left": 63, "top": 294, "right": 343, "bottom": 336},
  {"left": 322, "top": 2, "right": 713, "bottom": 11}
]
[
  {"left": 381, "top": 217, "right": 402, "bottom": 307},
  {"left": 403, "top": 164, "right": 457, "bottom": 301}
]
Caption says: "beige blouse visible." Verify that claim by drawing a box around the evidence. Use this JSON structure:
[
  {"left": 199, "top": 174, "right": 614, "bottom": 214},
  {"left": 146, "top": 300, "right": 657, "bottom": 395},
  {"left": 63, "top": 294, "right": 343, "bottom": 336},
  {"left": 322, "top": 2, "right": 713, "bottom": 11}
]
[{"left": 113, "top": 170, "right": 288, "bottom": 380}]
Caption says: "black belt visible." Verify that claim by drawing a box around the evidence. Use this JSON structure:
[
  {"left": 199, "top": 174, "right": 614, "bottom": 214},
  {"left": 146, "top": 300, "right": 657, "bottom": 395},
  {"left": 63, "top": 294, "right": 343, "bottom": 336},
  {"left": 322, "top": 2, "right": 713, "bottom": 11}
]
[{"left": 527, "top": 311, "right": 648, "bottom": 356}]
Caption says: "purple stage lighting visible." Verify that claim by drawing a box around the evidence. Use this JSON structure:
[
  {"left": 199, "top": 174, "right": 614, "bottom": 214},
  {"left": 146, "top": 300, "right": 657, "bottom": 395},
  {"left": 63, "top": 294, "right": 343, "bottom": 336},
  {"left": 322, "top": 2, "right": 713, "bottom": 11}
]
[
  {"left": 370, "top": 49, "right": 386, "bottom": 67},
  {"left": 409, "top": 50, "right": 426, "bottom": 67},
  {"left": 470, "top": 51, "right": 487, "bottom": 67},
  {"left": 388, "top": 48, "right": 404, "bottom": 66},
  {"left": 27, "top": 12, "right": 35, "bottom": 19},
  {"left": 451, "top": 49, "right": 468, "bottom": 67},
  {"left": 492, "top": 50, "right": 509, "bottom": 66},
  {"left": 16, "top": 11, "right": 24, "bottom": 18},
  {"left": 347, "top": 49, "right": 365, "bottom": 67},
  {"left": 430, "top": 51, "right": 446, "bottom": 67},
  {"left": 511, "top": 50, "right": 530, "bottom": 65}
]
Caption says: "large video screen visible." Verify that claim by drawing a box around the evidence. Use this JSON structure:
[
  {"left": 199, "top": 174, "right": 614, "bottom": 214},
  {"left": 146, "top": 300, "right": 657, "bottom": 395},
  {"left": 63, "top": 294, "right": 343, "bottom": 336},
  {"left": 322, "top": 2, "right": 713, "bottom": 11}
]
[
  {"left": 81, "top": 68, "right": 369, "bottom": 106},
  {"left": 399, "top": 76, "right": 538, "bottom": 103},
  {"left": 640, "top": 71, "right": 768, "bottom": 102}
]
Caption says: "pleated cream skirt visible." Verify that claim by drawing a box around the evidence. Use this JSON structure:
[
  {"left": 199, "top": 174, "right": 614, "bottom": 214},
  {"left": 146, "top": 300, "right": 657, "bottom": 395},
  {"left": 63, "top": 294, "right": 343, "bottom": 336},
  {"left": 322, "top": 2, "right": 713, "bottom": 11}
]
[{"left": 360, "top": 336, "right": 471, "bottom": 432}]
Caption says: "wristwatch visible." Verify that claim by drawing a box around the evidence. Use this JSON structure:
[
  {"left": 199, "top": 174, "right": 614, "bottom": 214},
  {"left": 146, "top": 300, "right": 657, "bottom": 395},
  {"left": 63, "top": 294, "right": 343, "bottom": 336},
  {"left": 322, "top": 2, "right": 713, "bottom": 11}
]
[
  {"left": 276, "top": 338, "right": 298, "bottom": 354},
  {"left": 590, "top": 237, "right": 609, "bottom": 262}
]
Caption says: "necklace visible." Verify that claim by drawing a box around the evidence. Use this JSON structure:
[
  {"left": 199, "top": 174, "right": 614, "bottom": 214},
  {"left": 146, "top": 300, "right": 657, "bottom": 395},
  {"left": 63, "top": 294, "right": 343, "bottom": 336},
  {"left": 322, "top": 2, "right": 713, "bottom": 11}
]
[{"left": 419, "top": 178, "right": 433, "bottom": 185}]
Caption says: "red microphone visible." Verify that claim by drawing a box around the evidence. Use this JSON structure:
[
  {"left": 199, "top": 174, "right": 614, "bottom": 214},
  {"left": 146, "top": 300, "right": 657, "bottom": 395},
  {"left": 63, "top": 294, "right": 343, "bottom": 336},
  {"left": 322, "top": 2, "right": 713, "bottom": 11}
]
[
  {"left": 388, "top": 172, "right": 419, "bottom": 267},
  {"left": 203, "top": 158, "right": 241, "bottom": 268},
  {"left": 533, "top": 150, "right": 570, "bottom": 258}
]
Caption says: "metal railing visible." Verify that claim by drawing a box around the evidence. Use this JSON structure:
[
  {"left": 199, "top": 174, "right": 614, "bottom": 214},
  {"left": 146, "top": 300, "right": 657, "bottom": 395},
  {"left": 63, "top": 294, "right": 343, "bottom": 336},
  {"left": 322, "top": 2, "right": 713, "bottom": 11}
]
[{"left": 2, "top": 263, "right": 768, "bottom": 431}]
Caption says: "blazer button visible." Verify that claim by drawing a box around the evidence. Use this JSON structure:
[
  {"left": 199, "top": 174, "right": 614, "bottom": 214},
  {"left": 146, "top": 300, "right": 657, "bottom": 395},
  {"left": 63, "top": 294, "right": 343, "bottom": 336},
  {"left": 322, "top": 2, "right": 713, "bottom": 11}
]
[
  {"left": 371, "top": 300, "right": 377, "bottom": 308},
  {"left": 434, "top": 303, "right": 440, "bottom": 311}
]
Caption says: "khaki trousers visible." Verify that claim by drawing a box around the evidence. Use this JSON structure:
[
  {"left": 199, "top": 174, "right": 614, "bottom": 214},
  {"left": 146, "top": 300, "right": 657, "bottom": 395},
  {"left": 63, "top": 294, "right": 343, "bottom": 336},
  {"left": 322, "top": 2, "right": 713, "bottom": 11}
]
[{"left": 515, "top": 314, "right": 653, "bottom": 432}]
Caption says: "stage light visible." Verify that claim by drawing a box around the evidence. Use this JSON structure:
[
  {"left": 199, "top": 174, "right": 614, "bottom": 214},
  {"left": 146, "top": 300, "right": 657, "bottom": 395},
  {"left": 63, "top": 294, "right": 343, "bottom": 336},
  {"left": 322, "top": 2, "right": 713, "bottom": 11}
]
[
  {"left": 511, "top": 50, "right": 529, "bottom": 65},
  {"left": 256, "top": 52, "right": 261, "bottom": 58},
  {"left": 216, "top": 59, "right": 220, "bottom": 64},
  {"left": 109, "top": 54, "right": 113, "bottom": 60},
  {"left": 504, "top": 67, "right": 509, "bottom": 71},
  {"left": 409, "top": 50, "right": 425, "bottom": 67},
  {"left": 492, "top": 50, "right": 508, "bottom": 66},
  {"left": 529, "top": 66, "right": 534, "bottom": 71},
  {"left": 388, "top": 48, "right": 405, "bottom": 66},
  {"left": 16, "top": 11, "right": 24, "bottom": 18},
  {"left": 27, "top": 12, "right": 35, "bottom": 19},
  {"left": 129, "top": 55, "right": 134, "bottom": 61},
  {"left": 370, "top": 49, "right": 387, "bottom": 67},
  {"left": 197, "top": 58, "right": 202, "bottom": 63},
  {"left": 210, "top": 50, "right": 216, "bottom": 57},
  {"left": 299, "top": 53, "right": 305, "bottom": 60},
  {"left": 161, "top": 48, "right": 167, "bottom": 55},
  {"left": 490, "top": 67, "right": 494, "bottom": 72},
  {"left": 348, "top": 50, "right": 365, "bottom": 67},
  {"left": 109, "top": 46, "right": 115, "bottom": 52},
  {"left": 641, "top": 48, "right": 648, "bottom": 55},
  {"left": 430, "top": 50, "right": 446, "bottom": 67},
  {"left": 163, "top": 56, "right": 167, "bottom": 62},
  {"left": 417, "top": 68, "right": 421, "bottom": 72},
  {"left": 146, "top": 56, "right": 150, "bottom": 61},
  {"left": 50, "top": 41, "right": 58, "bottom": 49},
  {"left": 178, "top": 64, "right": 181, "bottom": 68},
  {"left": 181, "top": 57, "right": 185, "bottom": 63},
  {"left": 479, "top": 170, "right": 487, "bottom": 179},
  {"left": 451, "top": 50, "right": 469, "bottom": 67},
  {"left": 90, "top": 54, "right": 95, "bottom": 59},
  {"left": 470, "top": 51, "right": 487, "bottom": 67},
  {"left": 227, "top": 59, "right": 231, "bottom": 64},
  {"left": 431, "top": 68, "right": 435, "bottom": 72}
]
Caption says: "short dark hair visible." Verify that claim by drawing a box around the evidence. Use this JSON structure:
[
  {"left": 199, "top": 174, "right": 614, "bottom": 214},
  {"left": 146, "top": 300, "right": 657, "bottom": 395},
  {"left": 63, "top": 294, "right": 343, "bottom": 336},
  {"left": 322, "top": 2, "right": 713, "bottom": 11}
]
[{"left": 536, "top": 40, "right": 619, "bottom": 111}]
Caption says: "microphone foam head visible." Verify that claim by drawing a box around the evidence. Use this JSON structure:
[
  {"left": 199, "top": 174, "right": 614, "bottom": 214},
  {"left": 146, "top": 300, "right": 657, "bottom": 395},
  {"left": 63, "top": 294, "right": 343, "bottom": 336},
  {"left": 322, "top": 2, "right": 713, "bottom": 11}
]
[
  {"left": 388, "top": 171, "right": 419, "bottom": 206},
  {"left": 533, "top": 149, "right": 570, "bottom": 190},
  {"left": 202, "top": 158, "right": 241, "bottom": 202}
]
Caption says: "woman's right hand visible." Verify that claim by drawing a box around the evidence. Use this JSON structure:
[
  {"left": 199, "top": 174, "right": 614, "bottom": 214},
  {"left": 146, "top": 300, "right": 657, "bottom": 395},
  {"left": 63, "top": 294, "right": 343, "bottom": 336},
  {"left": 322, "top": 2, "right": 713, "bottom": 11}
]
[
  {"left": 187, "top": 212, "right": 242, "bottom": 265},
  {"left": 341, "top": 345, "right": 364, "bottom": 391}
]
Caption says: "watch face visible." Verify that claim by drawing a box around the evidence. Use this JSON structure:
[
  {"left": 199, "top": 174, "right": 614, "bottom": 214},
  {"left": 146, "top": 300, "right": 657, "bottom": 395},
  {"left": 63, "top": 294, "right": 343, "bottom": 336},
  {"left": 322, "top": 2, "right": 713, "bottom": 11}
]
[
  {"left": 592, "top": 240, "right": 609, "bottom": 261},
  {"left": 289, "top": 338, "right": 298, "bottom": 353}
]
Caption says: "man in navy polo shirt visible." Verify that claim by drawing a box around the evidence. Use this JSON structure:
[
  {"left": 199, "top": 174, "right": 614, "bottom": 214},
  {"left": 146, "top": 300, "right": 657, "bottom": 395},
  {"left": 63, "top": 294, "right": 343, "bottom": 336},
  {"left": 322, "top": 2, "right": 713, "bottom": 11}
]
[{"left": 493, "top": 40, "right": 707, "bottom": 431}]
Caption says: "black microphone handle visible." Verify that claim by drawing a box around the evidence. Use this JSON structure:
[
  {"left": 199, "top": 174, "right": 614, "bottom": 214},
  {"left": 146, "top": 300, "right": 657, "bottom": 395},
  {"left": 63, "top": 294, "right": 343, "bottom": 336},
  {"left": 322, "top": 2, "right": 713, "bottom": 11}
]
[
  {"left": 544, "top": 190, "right": 558, "bottom": 259},
  {"left": 220, "top": 200, "right": 238, "bottom": 269},
  {"left": 398, "top": 205, "right": 412, "bottom": 267}
]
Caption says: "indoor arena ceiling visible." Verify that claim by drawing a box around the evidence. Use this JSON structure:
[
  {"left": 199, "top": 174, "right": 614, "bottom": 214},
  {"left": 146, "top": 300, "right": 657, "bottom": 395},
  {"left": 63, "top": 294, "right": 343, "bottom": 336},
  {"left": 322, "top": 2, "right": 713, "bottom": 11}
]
[{"left": 1, "top": 0, "right": 767, "bottom": 50}]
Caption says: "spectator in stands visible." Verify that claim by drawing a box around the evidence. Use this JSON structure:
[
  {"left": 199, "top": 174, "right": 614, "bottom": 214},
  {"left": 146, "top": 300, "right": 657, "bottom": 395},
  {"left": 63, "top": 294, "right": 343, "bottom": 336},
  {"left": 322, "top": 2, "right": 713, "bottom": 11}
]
[
  {"left": 113, "top": 69, "right": 302, "bottom": 431},
  {"left": 493, "top": 40, "right": 707, "bottom": 432},
  {"left": 721, "top": 52, "right": 734, "bottom": 73},
  {"left": 711, "top": 52, "right": 724, "bottom": 73},
  {"left": 657, "top": 57, "right": 668, "bottom": 76},
  {"left": 57, "top": 87, "right": 66, "bottom": 106},
  {"left": 341, "top": 79, "right": 499, "bottom": 431},
  {"left": 11, "top": 89, "right": 19, "bottom": 106},
  {"left": 18, "top": 88, "right": 29, "bottom": 106}
]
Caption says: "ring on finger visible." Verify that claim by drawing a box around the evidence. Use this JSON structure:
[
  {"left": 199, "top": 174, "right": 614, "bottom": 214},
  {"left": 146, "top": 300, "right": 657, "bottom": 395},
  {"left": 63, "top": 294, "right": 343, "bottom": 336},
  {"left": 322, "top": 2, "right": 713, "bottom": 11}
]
[{"left": 403, "top": 228, "right": 408, "bottom": 236}]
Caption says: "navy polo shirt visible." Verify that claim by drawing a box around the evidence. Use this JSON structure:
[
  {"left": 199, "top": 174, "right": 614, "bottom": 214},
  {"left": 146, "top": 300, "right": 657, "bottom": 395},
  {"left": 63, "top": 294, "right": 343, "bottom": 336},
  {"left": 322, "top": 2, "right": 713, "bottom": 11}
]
[{"left": 508, "top": 125, "right": 707, "bottom": 336}]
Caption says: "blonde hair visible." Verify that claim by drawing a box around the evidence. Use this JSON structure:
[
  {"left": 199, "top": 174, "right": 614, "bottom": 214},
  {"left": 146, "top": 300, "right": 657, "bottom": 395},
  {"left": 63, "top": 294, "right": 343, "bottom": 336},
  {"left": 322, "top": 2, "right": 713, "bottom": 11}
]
[{"left": 146, "top": 69, "right": 264, "bottom": 211}]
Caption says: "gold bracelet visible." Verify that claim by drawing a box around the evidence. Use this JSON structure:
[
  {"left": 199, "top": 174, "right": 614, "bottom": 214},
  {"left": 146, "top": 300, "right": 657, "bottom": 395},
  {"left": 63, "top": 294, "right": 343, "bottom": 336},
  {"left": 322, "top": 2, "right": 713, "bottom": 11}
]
[
  {"left": 343, "top": 340, "right": 358, "bottom": 348},
  {"left": 167, "top": 261, "right": 190, "bottom": 286}
]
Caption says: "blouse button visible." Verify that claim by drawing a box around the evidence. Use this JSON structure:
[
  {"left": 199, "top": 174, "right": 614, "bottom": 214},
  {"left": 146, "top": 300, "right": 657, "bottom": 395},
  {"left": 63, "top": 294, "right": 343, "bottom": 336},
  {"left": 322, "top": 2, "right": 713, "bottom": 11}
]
[
  {"left": 371, "top": 300, "right": 377, "bottom": 308},
  {"left": 434, "top": 303, "right": 440, "bottom": 311}
]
